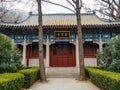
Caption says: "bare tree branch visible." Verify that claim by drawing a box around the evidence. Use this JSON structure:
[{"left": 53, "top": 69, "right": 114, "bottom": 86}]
[
  {"left": 0, "top": 0, "right": 27, "bottom": 23},
  {"left": 72, "top": 0, "right": 76, "bottom": 3},
  {"left": 0, "top": 1, "right": 16, "bottom": 21},
  {"left": 113, "top": 0, "right": 119, "bottom": 7},
  {"left": 66, "top": 0, "right": 76, "bottom": 10},
  {"left": 83, "top": 0, "right": 120, "bottom": 21},
  {"left": 42, "top": 0, "right": 75, "bottom": 13},
  {"left": 80, "top": 0, "right": 82, "bottom": 9},
  {"left": 30, "top": 0, "right": 37, "bottom": 12}
]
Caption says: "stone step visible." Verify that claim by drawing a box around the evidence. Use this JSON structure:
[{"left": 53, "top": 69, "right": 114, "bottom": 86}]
[
  {"left": 46, "top": 67, "right": 79, "bottom": 78},
  {"left": 47, "top": 75, "right": 79, "bottom": 78},
  {"left": 47, "top": 73, "right": 79, "bottom": 78}
]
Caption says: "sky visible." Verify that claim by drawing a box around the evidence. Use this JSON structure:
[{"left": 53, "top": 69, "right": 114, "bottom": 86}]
[{"left": 12, "top": 0, "right": 96, "bottom": 14}]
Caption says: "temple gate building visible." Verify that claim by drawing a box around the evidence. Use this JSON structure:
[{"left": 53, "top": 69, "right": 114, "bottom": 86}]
[{"left": 0, "top": 13, "right": 120, "bottom": 68}]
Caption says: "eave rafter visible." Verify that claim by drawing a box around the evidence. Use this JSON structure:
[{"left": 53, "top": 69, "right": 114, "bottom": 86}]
[{"left": 0, "top": 24, "right": 120, "bottom": 29}]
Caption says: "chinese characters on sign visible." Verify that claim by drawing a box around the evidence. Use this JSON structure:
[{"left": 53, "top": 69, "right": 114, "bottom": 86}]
[{"left": 54, "top": 31, "right": 70, "bottom": 38}]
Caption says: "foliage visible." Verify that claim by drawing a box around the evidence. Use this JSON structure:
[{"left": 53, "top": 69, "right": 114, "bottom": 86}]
[
  {"left": 85, "top": 67, "right": 120, "bottom": 90},
  {"left": 97, "top": 37, "right": 120, "bottom": 72},
  {"left": 0, "top": 34, "right": 22, "bottom": 73},
  {"left": 19, "top": 67, "right": 40, "bottom": 88},
  {"left": 0, "top": 73, "right": 24, "bottom": 90}
]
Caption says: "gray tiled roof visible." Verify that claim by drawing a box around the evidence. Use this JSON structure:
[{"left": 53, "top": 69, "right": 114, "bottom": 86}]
[{"left": 0, "top": 13, "right": 120, "bottom": 26}]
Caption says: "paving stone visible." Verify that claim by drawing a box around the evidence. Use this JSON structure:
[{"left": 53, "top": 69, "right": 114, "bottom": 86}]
[{"left": 28, "top": 78, "right": 100, "bottom": 90}]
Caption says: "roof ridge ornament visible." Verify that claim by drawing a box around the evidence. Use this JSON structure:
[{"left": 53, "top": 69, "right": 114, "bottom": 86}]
[{"left": 29, "top": 12, "right": 32, "bottom": 15}]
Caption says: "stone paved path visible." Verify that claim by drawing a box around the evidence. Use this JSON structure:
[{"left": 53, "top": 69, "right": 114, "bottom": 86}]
[{"left": 28, "top": 78, "right": 100, "bottom": 90}]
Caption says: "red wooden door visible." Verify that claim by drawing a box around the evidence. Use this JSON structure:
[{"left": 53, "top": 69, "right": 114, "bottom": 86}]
[
  {"left": 83, "top": 43, "right": 99, "bottom": 58},
  {"left": 50, "top": 43, "right": 76, "bottom": 67},
  {"left": 26, "top": 43, "right": 46, "bottom": 66}
]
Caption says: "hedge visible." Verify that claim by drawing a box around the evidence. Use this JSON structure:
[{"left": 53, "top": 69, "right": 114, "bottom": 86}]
[
  {"left": 86, "top": 67, "right": 120, "bottom": 90},
  {"left": 0, "top": 73, "right": 24, "bottom": 90},
  {"left": 19, "top": 67, "right": 40, "bottom": 88}
]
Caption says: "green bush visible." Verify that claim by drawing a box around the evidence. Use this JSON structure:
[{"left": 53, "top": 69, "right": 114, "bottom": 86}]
[
  {"left": 0, "top": 73, "right": 24, "bottom": 90},
  {"left": 97, "top": 37, "right": 120, "bottom": 72},
  {"left": 19, "top": 67, "right": 40, "bottom": 88},
  {"left": 0, "top": 34, "right": 23, "bottom": 73},
  {"left": 86, "top": 67, "right": 120, "bottom": 90}
]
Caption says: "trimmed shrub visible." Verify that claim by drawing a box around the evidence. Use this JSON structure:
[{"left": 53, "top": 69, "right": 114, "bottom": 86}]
[
  {"left": 19, "top": 67, "right": 40, "bottom": 88},
  {"left": 0, "top": 73, "right": 24, "bottom": 90},
  {"left": 86, "top": 67, "right": 120, "bottom": 90}
]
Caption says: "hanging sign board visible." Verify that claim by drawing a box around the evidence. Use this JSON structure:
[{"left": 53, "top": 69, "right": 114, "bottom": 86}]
[{"left": 54, "top": 31, "right": 70, "bottom": 38}]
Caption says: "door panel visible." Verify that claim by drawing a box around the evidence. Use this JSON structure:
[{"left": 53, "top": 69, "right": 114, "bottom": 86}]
[
  {"left": 84, "top": 43, "right": 99, "bottom": 58},
  {"left": 50, "top": 43, "right": 76, "bottom": 67}
]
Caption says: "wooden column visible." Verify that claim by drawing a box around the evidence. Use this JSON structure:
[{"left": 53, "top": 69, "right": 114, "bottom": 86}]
[
  {"left": 76, "top": 35, "right": 79, "bottom": 67},
  {"left": 11, "top": 39, "right": 14, "bottom": 48},
  {"left": 46, "top": 36, "right": 50, "bottom": 67},
  {"left": 99, "top": 34, "right": 103, "bottom": 52},
  {"left": 22, "top": 36, "right": 27, "bottom": 66}
]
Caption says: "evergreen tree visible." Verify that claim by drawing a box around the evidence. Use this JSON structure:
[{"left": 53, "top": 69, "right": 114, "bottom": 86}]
[
  {"left": 97, "top": 37, "right": 120, "bottom": 72},
  {"left": 0, "top": 34, "right": 22, "bottom": 73}
]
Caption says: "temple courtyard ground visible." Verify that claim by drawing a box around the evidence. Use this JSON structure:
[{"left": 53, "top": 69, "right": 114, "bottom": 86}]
[{"left": 28, "top": 78, "right": 100, "bottom": 90}]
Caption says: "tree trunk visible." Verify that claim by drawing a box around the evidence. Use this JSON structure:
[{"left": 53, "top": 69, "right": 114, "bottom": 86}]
[
  {"left": 76, "top": 0, "right": 85, "bottom": 81},
  {"left": 37, "top": 0, "right": 46, "bottom": 82},
  {"left": 117, "top": 7, "right": 120, "bottom": 19}
]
